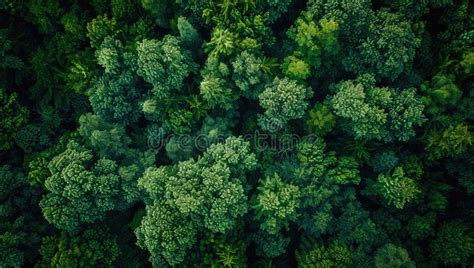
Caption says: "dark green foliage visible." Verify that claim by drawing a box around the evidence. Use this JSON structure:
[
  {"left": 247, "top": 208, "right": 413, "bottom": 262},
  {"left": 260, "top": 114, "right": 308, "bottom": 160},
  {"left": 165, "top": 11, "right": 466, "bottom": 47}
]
[
  {"left": 1, "top": 1, "right": 473, "bottom": 266},
  {"left": 0, "top": 165, "right": 45, "bottom": 267},
  {"left": 0, "top": 89, "right": 28, "bottom": 150},
  {"left": 430, "top": 221, "right": 474, "bottom": 266},
  {"left": 89, "top": 71, "right": 142, "bottom": 125},
  {"left": 343, "top": 11, "right": 420, "bottom": 81},
  {"left": 36, "top": 227, "right": 120, "bottom": 267}
]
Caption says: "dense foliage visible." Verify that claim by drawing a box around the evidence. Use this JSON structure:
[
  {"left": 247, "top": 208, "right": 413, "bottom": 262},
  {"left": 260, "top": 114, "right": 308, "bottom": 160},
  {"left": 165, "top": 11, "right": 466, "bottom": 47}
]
[{"left": 0, "top": 0, "right": 473, "bottom": 267}]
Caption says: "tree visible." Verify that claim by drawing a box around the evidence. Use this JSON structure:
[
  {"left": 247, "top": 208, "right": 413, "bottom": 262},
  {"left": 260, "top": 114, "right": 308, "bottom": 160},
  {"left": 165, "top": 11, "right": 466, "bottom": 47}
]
[
  {"left": 374, "top": 243, "right": 415, "bottom": 268},
  {"left": 307, "top": 0, "right": 374, "bottom": 46},
  {"left": 343, "top": 11, "right": 420, "bottom": 80},
  {"left": 199, "top": 57, "right": 234, "bottom": 110},
  {"left": 305, "top": 102, "right": 337, "bottom": 136},
  {"left": 427, "top": 123, "right": 472, "bottom": 160},
  {"left": 253, "top": 173, "right": 301, "bottom": 235},
  {"left": 232, "top": 51, "right": 271, "bottom": 99},
  {"left": 86, "top": 15, "right": 119, "bottom": 49},
  {"left": 40, "top": 141, "right": 149, "bottom": 232},
  {"left": 78, "top": 113, "right": 131, "bottom": 159},
  {"left": 296, "top": 239, "right": 352, "bottom": 268},
  {"left": 284, "top": 11, "right": 339, "bottom": 78},
  {"left": 258, "top": 77, "right": 312, "bottom": 132},
  {"left": 36, "top": 227, "right": 120, "bottom": 267},
  {"left": 430, "top": 221, "right": 474, "bottom": 266},
  {"left": 0, "top": 165, "right": 44, "bottom": 267},
  {"left": 373, "top": 167, "right": 420, "bottom": 209},
  {"left": 136, "top": 36, "right": 197, "bottom": 99},
  {"left": 331, "top": 74, "right": 425, "bottom": 142},
  {"left": 0, "top": 88, "right": 28, "bottom": 150},
  {"left": 370, "top": 151, "right": 399, "bottom": 173},
  {"left": 420, "top": 73, "right": 462, "bottom": 115},
  {"left": 89, "top": 71, "right": 142, "bottom": 125},
  {"left": 177, "top": 16, "right": 202, "bottom": 51},
  {"left": 136, "top": 137, "right": 257, "bottom": 265}
]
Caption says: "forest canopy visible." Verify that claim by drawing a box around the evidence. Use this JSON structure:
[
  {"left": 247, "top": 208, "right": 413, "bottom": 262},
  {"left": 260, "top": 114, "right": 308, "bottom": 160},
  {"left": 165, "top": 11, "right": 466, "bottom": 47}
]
[{"left": 0, "top": 0, "right": 473, "bottom": 267}]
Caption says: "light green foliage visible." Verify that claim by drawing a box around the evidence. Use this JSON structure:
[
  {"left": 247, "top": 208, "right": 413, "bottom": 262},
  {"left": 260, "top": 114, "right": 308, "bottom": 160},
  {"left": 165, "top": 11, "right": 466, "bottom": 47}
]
[
  {"left": 177, "top": 16, "right": 202, "bottom": 51},
  {"left": 64, "top": 49, "right": 99, "bottom": 94},
  {"left": 374, "top": 167, "right": 420, "bottom": 209},
  {"left": 328, "top": 156, "right": 361, "bottom": 185},
  {"left": 282, "top": 55, "right": 311, "bottom": 80},
  {"left": 293, "top": 139, "right": 365, "bottom": 241},
  {"left": 253, "top": 174, "right": 301, "bottom": 234},
  {"left": 136, "top": 137, "right": 257, "bottom": 265},
  {"left": 205, "top": 27, "right": 238, "bottom": 58},
  {"left": 201, "top": 2, "right": 275, "bottom": 54},
  {"left": 258, "top": 77, "right": 312, "bottom": 132},
  {"left": 285, "top": 11, "right": 339, "bottom": 77},
  {"left": 95, "top": 36, "right": 124, "bottom": 75},
  {"left": 430, "top": 221, "right": 474, "bottom": 266},
  {"left": 308, "top": 0, "right": 373, "bottom": 42},
  {"left": 420, "top": 73, "right": 462, "bottom": 114},
  {"left": 37, "top": 227, "right": 120, "bottom": 267},
  {"left": 137, "top": 36, "right": 196, "bottom": 99},
  {"left": 167, "top": 108, "right": 194, "bottom": 134},
  {"left": 86, "top": 15, "right": 119, "bottom": 49},
  {"left": 374, "top": 243, "right": 415, "bottom": 268},
  {"left": 232, "top": 51, "right": 270, "bottom": 99},
  {"left": 199, "top": 56, "right": 235, "bottom": 110},
  {"left": 0, "top": 89, "right": 28, "bottom": 150},
  {"left": 427, "top": 123, "right": 472, "bottom": 160},
  {"left": 331, "top": 74, "right": 425, "bottom": 142},
  {"left": 296, "top": 138, "right": 332, "bottom": 178},
  {"left": 343, "top": 11, "right": 420, "bottom": 80},
  {"left": 27, "top": 132, "right": 78, "bottom": 186},
  {"left": 305, "top": 102, "right": 336, "bottom": 136},
  {"left": 40, "top": 141, "right": 139, "bottom": 232},
  {"left": 296, "top": 239, "right": 352, "bottom": 268}
]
